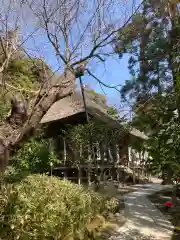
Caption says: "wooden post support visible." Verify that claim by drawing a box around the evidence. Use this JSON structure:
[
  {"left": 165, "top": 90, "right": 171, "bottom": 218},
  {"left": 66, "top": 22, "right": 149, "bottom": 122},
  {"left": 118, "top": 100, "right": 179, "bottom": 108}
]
[
  {"left": 78, "top": 166, "right": 81, "bottom": 185},
  {"left": 88, "top": 145, "right": 91, "bottom": 186},
  {"left": 138, "top": 168, "right": 140, "bottom": 183},
  {"left": 63, "top": 137, "right": 67, "bottom": 165},
  {"left": 64, "top": 170, "right": 67, "bottom": 180},
  {"left": 78, "top": 144, "right": 82, "bottom": 185},
  {"left": 116, "top": 144, "right": 120, "bottom": 182},
  {"left": 104, "top": 148, "right": 107, "bottom": 162},
  {"left": 100, "top": 166, "right": 103, "bottom": 183},
  {"left": 99, "top": 142, "right": 105, "bottom": 182},
  {"left": 63, "top": 138, "right": 67, "bottom": 179},
  {"left": 87, "top": 168, "right": 91, "bottom": 186},
  {"left": 96, "top": 142, "right": 101, "bottom": 161}
]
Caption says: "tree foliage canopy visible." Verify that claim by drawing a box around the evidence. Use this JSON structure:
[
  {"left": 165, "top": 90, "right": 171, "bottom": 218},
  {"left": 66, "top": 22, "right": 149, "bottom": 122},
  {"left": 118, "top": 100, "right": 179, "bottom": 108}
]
[{"left": 117, "top": 0, "right": 180, "bottom": 182}]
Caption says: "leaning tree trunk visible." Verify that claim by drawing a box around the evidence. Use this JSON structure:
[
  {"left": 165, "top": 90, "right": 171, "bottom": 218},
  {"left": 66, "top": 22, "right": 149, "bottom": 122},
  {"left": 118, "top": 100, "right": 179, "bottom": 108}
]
[{"left": 0, "top": 68, "right": 77, "bottom": 173}]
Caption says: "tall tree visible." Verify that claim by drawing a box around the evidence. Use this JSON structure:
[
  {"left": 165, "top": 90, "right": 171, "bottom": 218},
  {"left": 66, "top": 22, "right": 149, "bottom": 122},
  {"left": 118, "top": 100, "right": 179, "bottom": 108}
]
[
  {"left": 115, "top": 1, "right": 180, "bottom": 195},
  {"left": 168, "top": 0, "right": 180, "bottom": 117},
  {"left": 117, "top": 0, "right": 171, "bottom": 101},
  {"left": 115, "top": 0, "right": 178, "bottom": 134}
]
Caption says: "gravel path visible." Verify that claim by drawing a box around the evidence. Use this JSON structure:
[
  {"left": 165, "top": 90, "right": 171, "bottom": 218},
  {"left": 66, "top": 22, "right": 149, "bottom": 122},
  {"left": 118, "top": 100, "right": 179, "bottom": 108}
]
[{"left": 108, "top": 183, "right": 174, "bottom": 240}]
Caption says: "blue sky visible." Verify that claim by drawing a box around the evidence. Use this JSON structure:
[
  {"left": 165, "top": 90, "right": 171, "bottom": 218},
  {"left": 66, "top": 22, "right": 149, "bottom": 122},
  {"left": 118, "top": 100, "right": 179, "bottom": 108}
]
[
  {"left": 27, "top": 35, "right": 131, "bottom": 113},
  {"left": 4, "top": 0, "right": 142, "bottom": 117},
  {"left": 25, "top": 32, "right": 131, "bottom": 109},
  {"left": 85, "top": 54, "right": 131, "bottom": 109},
  {"left": 21, "top": 0, "right": 141, "bottom": 117}
]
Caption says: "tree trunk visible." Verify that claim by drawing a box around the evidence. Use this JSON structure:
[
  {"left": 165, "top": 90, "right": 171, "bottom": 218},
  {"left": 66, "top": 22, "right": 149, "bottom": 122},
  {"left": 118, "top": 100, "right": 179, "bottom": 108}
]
[
  {"left": 0, "top": 69, "right": 76, "bottom": 172},
  {"left": 168, "top": 2, "right": 180, "bottom": 119}
]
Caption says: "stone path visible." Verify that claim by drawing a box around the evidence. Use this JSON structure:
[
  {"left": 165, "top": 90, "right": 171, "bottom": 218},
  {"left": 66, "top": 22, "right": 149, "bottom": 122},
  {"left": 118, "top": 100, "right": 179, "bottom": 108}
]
[{"left": 109, "top": 182, "right": 174, "bottom": 240}]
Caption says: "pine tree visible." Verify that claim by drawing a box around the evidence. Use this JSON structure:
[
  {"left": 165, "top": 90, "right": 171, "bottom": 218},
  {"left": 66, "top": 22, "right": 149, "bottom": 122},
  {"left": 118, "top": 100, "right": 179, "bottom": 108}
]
[
  {"left": 117, "top": 0, "right": 171, "bottom": 101},
  {"left": 115, "top": 0, "right": 177, "bottom": 134}
]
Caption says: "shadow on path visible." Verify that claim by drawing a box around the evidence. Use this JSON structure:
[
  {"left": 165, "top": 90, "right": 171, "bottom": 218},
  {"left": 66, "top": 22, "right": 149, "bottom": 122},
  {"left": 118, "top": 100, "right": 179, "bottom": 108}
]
[{"left": 111, "top": 183, "right": 174, "bottom": 240}]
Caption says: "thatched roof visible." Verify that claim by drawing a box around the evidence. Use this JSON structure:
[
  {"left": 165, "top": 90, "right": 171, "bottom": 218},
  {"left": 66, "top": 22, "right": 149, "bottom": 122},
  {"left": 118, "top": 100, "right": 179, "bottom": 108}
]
[
  {"left": 40, "top": 89, "right": 120, "bottom": 127},
  {"left": 40, "top": 89, "right": 148, "bottom": 140}
]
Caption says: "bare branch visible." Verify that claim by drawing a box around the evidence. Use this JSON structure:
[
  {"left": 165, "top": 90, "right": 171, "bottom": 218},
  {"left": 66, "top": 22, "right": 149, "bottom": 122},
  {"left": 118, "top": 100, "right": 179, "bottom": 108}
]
[
  {"left": 71, "top": 0, "right": 145, "bottom": 67},
  {"left": 42, "top": 0, "right": 67, "bottom": 65},
  {"left": 86, "top": 69, "right": 123, "bottom": 90}
]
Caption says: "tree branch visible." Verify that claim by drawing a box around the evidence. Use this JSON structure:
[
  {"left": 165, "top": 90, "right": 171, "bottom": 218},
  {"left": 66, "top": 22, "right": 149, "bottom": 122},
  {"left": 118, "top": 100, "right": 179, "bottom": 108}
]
[
  {"left": 86, "top": 69, "right": 123, "bottom": 90},
  {"left": 42, "top": 0, "right": 67, "bottom": 65},
  {"left": 71, "top": 0, "right": 145, "bottom": 67}
]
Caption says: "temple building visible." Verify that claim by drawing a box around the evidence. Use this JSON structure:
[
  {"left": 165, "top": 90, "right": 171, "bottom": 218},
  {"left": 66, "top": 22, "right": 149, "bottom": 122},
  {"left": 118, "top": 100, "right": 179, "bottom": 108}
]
[{"left": 40, "top": 87, "right": 148, "bottom": 184}]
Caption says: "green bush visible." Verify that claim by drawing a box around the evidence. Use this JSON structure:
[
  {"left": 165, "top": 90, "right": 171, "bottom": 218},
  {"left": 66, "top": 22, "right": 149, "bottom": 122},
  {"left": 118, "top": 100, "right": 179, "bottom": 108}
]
[
  {"left": 6, "top": 58, "right": 40, "bottom": 97},
  {"left": 11, "top": 138, "right": 60, "bottom": 174},
  {"left": 0, "top": 174, "right": 117, "bottom": 239},
  {"left": 0, "top": 96, "right": 11, "bottom": 123}
]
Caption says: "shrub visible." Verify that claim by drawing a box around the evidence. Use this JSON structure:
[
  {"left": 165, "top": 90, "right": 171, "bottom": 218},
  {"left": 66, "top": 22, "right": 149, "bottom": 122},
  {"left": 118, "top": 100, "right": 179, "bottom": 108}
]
[
  {"left": 2, "top": 166, "right": 30, "bottom": 184},
  {"left": 0, "top": 95, "right": 11, "bottom": 123},
  {"left": 0, "top": 174, "right": 117, "bottom": 239},
  {"left": 11, "top": 138, "right": 60, "bottom": 174}
]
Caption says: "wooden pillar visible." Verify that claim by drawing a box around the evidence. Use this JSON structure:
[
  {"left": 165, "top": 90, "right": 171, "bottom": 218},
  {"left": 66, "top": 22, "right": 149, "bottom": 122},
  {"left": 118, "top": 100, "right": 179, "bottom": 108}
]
[
  {"left": 138, "top": 168, "right": 140, "bottom": 183},
  {"left": 63, "top": 138, "right": 67, "bottom": 179},
  {"left": 103, "top": 168, "right": 106, "bottom": 182},
  {"left": 78, "top": 144, "right": 82, "bottom": 185},
  {"left": 100, "top": 166, "right": 103, "bottom": 183},
  {"left": 104, "top": 149, "right": 108, "bottom": 162},
  {"left": 95, "top": 142, "right": 102, "bottom": 183},
  {"left": 116, "top": 144, "right": 120, "bottom": 182},
  {"left": 99, "top": 142, "right": 105, "bottom": 181},
  {"left": 78, "top": 166, "right": 81, "bottom": 185},
  {"left": 87, "top": 145, "right": 91, "bottom": 186},
  {"left": 138, "top": 152, "right": 141, "bottom": 180},
  {"left": 64, "top": 170, "right": 67, "bottom": 180},
  {"left": 128, "top": 146, "right": 132, "bottom": 167},
  {"left": 108, "top": 146, "right": 113, "bottom": 163},
  {"left": 131, "top": 149, "right": 136, "bottom": 184},
  {"left": 116, "top": 144, "right": 120, "bottom": 164},
  {"left": 63, "top": 138, "right": 67, "bottom": 165},
  {"left": 96, "top": 142, "right": 101, "bottom": 162},
  {"left": 87, "top": 168, "right": 91, "bottom": 186}
]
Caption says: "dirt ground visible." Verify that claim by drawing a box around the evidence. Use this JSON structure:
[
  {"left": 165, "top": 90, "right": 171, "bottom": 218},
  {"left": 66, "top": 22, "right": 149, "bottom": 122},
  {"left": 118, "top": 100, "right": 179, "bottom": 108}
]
[{"left": 148, "top": 189, "right": 180, "bottom": 240}]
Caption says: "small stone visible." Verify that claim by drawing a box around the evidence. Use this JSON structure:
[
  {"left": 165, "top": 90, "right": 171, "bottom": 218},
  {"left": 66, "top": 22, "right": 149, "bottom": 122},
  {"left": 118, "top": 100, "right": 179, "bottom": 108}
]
[
  {"left": 115, "top": 212, "right": 121, "bottom": 217},
  {"left": 108, "top": 212, "right": 114, "bottom": 217}
]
